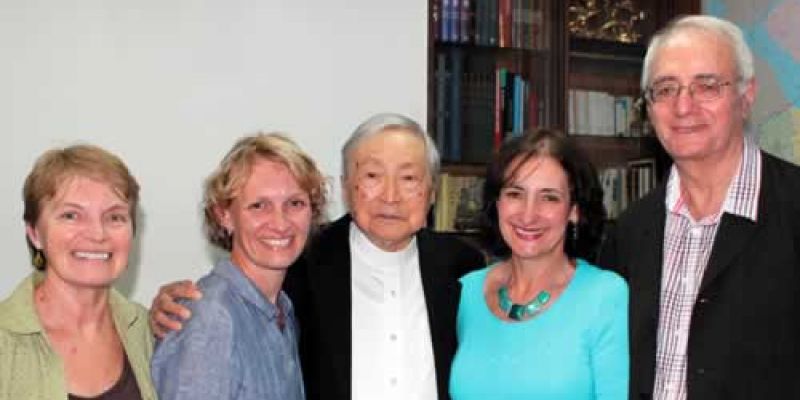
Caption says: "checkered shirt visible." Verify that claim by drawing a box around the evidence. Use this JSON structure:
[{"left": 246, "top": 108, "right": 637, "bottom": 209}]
[{"left": 653, "top": 139, "right": 761, "bottom": 400}]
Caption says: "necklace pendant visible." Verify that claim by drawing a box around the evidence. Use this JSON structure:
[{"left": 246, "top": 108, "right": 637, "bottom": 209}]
[
  {"left": 498, "top": 286, "right": 551, "bottom": 321},
  {"left": 508, "top": 304, "right": 525, "bottom": 320}
]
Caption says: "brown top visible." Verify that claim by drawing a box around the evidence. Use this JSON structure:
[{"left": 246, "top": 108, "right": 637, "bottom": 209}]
[{"left": 68, "top": 353, "right": 141, "bottom": 400}]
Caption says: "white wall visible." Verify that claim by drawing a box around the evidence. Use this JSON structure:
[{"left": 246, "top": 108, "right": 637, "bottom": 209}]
[{"left": 1, "top": 0, "right": 428, "bottom": 303}]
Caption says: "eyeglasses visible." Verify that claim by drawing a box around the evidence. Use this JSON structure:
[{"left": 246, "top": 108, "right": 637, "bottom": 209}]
[{"left": 644, "top": 77, "right": 737, "bottom": 103}]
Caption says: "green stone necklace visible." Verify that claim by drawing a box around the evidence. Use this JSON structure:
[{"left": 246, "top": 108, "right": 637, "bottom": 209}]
[{"left": 498, "top": 286, "right": 551, "bottom": 321}]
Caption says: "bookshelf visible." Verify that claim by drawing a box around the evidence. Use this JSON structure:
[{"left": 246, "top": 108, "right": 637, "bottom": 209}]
[
  {"left": 428, "top": 0, "right": 699, "bottom": 232},
  {"left": 567, "top": 36, "right": 661, "bottom": 218}
]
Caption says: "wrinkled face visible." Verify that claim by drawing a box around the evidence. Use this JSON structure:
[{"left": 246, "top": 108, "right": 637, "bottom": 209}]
[
  {"left": 646, "top": 29, "right": 755, "bottom": 163},
  {"left": 497, "top": 156, "right": 577, "bottom": 261},
  {"left": 220, "top": 157, "right": 312, "bottom": 273},
  {"left": 344, "top": 128, "right": 433, "bottom": 252},
  {"left": 26, "top": 176, "right": 133, "bottom": 289}
]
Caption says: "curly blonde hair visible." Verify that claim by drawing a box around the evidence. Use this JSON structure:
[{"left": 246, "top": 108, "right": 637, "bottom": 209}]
[{"left": 203, "top": 132, "right": 328, "bottom": 251}]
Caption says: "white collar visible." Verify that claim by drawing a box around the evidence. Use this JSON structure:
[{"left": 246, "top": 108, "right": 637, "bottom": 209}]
[{"left": 349, "top": 222, "right": 418, "bottom": 271}]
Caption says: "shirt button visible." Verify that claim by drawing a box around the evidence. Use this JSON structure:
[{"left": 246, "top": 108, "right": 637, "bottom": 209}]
[
  {"left": 698, "top": 297, "right": 709, "bottom": 304},
  {"left": 697, "top": 368, "right": 706, "bottom": 375},
  {"left": 390, "top": 377, "right": 398, "bottom": 386},
  {"left": 390, "top": 290, "right": 397, "bottom": 298},
  {"left": 390, "top": 333, "right": 397, "bottom": 341},
  {"left": 690, "top": 227, "right": 702, "bottom": 237}
]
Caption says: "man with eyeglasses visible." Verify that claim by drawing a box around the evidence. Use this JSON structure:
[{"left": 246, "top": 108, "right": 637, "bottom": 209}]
[{"left": 598, "top": 15, "right": 800, "bottom": 400}]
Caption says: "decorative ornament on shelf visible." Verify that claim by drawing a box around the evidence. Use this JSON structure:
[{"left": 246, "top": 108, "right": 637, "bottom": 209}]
[
  {"left": 629, "top": 96, "right": 654, "bottom": 137},
  {"left": 568, "top": 0, "right": 647, "bottom": 44}
]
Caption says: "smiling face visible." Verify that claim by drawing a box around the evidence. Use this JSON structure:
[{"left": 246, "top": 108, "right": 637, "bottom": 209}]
[
  {"left": 344, "top": 128, "right": 433, "bottom": 252},
  {"left": 497, "top": 156, "right": 577, "bottom": 262},
  {"left": 646, "top": 28, "right": 755, "bottom": 164},
  {"left": 219, "top": 157, "right": 312, "bottom": 274},
  {"left": 26, "top": 175, "right": 134, "bottom": 289}
]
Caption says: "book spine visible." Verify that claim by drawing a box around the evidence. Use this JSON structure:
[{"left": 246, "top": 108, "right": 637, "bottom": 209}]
[
  {"left": 450, "top": 0, "right": 461, "bottom": 43},
  {"left": 528, "top": 82, "right": 539, "bottom": 130},
  {"left": 460, "top": 0, "right": 471, "bottom": 43},
  {"left": 474, "top": 0, "right": 484, "bottom": 45},
  {"left": 488, "top": 0, "right": 498, "bottom": 46},
  {"left": 435, "top": 53, "right": 449, "bottom": 154},
  {"left": 493, "top": 67, "right": 504, "bottom": 149},
  {"left": 498, "top": 0, "right": 511, "bottom": 48},
  {"left": 512, "top": 74, "right": 522, "bottom": 135},
  {"left": 447, "top": 48, "right": 464, "bottom": 161},
  {"left": 441, "top": 0, "right": 451, "bottom": 42}
]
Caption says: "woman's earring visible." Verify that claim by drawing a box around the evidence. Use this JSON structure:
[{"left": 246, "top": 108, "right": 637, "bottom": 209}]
[
  {"left": 573, "top": 223, "right": 578, "bottom": 243},
  {"left": 33, "top": 249, "right": 45, "bottom": 269}
]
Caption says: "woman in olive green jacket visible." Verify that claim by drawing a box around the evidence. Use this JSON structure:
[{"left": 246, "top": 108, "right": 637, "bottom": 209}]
[{"left": 0, "top": 144, "right": 156, "bottom": 400}]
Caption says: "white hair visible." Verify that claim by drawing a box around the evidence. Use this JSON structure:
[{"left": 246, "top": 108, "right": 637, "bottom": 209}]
[
  {"left": 340, "top": 112, "right": 441, "bottom": 182},
  {"left": 641, "top": 15, "right": 754, "bottom": 93}
]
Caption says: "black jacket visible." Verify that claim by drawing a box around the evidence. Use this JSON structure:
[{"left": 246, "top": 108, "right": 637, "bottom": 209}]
[
  {"left": 284, "top": 215, "right": 485, "bottom": 400},
  {"left": 598, "top": 152, "right": 800, "bottom": 399}
]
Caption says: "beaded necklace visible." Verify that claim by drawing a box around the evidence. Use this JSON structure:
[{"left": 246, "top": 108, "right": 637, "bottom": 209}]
[{"left": 497, "top": 286, "right": 551, "bottom": 321}]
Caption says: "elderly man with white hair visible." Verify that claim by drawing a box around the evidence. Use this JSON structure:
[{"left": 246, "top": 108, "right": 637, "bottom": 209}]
[{"left": 598, "top": 14, "right": 800, "bottom": 400}]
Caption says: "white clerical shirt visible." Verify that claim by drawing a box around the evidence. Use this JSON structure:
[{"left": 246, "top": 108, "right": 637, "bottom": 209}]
[{"left": 350, "top": 223, "right": 437, "bottom": 400}]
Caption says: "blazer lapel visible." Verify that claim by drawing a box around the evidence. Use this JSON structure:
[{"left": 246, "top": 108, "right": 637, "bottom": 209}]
[
  {"left": 637, "top": 211, "right": 666, "bottom": 317},
  {"left": 627, "top": 187, "right": 667, "bottom": 398},
  {"left": 306, "top": 216, "right": 353, "bottom": 399},
  {"left": 417, "top": 230, "right": 461, "bottom": 399},
  {"left": 699, "top": 212, "right": 758, "bottom": 293},
  {"left": 418, "top": 232, "right": 459, "bottom": 341},
  {"left": 628, "top": 186, "right": 667, "bottom": 327}
]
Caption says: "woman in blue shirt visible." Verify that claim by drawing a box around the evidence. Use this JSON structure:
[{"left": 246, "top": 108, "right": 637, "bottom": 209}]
[
  {"left": 450, "top": 129, "right": 628, "bottom": 400},
  {"left": 151, "top": 133, "right": 327, "bottom": 399}
]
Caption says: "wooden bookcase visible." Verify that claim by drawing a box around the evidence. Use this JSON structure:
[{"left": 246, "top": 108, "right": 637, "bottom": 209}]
[{"left": 428, "top": 0, "right": 699, "bottom": 232}]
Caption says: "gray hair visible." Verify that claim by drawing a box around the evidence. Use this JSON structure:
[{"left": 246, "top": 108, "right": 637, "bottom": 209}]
[
  {"left": 641, "top": 15, "right": 754, "bottom": 93},
  {"left": 341, "top": 113, "right": 441, "bottom": 182}
]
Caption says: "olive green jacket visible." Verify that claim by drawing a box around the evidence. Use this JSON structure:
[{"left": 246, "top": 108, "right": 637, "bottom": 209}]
[{"left": 0, "top": 273, "right": 157, "bottom": 400}]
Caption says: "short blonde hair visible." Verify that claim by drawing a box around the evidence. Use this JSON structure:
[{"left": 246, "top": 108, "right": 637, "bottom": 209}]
[
  {"left": 203, "top": 132, "right": 328, "bottom": 251},
  {"left": 23, "top": 144, "right": 140, "bottom": 270}
]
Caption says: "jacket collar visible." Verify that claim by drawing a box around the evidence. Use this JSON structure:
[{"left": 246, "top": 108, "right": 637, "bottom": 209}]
[
  {"left": 0, "top": 271, "right": 142, "bottom": 335},
  {"left": 211, "top": 258, "right": 290, "bottom": 321}
]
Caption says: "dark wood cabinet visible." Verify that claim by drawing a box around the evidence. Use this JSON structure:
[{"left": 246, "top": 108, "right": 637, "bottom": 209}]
[{"left": 428, "top": 0, "right": 699, "bottom": 230}]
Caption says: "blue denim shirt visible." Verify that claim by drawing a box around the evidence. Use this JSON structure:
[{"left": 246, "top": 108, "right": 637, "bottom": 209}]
[{"left": 151, "top": 259, "right": 304, "bottom": 400}]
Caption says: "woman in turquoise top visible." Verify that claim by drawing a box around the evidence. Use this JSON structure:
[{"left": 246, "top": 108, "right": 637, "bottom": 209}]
[{"left": 450, "top": 129, "right": 628, "bottom": 400}]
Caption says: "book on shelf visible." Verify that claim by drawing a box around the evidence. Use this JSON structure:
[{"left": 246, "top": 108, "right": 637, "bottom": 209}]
[
  {"left": 487, "top": 0, "right": 498, "bottom": 45},
  {"left": 568, "top": 89, "right": 638, "bottom": 137},
  {"left": 440, "top": 0, "right": 450, "bottom": 42},
  {"left": 461, "top": 70, "right": 495, "bottom": 163},
  {"left": 493, "top": 66, "right": 504, "bottom": 149},
  {"left": 460, "top": 0, "right": 472, "bottom": 43},
  {"left": 435, "top": 52, "right": 450, "bottom": 153},
  {"left": 473, "top": 0, "right": 485, "bottom": 45},
  {"left": 434, "top": 173, "right": 486, "bottom": 232},
  {"left": 498, "top": 0, "right": 511, "bottom": 47},
  {"left": 431, "top": 0, "right": 551, "bottom": 163},
  {"left": 434, "top": 0, "right": 548, "bottom": 50},
  {"left": 446, "top": 47, "right": 464, "bottom": 161},
  {"left": 432, "top": 48, "right": 542, "bottom": 163}
]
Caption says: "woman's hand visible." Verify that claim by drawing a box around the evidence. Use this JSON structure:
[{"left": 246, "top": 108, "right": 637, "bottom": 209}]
[{"left": 149, "top": 280, "right": 203, "bottom": 338}]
